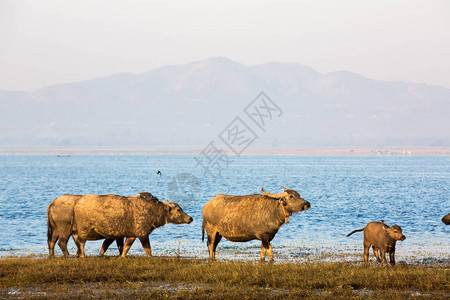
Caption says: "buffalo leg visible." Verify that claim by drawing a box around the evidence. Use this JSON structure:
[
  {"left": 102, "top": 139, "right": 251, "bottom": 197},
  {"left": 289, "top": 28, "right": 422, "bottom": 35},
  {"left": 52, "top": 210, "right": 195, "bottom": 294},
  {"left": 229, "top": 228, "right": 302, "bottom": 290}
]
[
  {"left": 72, "top": 232, "right": 80, "bottom": 256},
  {"left": 379, "top": 248, "right": 388, "bottom": 264},
  {"left": 72, "top": 221, "right": 90, "bottom": 258},
  {"left": 139, "top": 236, "right": 152, "bottom": 257},
  {"left": 116, "top": 238, "right": 124, "bottom": 255},
  {"left": 212, "top": 233, "right": 222, "bottom": 258},
  {"left": 260, "top": 243, "right": 274, "bottom": 262},
  {"left": 56, "top": 224, "right": 73, "bottom": 257},
  {"left": 99, "top": 239, "right": 115, "bottom": 256},
  {"left": 48, "top": 230, "right": 59, "bottom": 257},
  {"left": 74, "top": 237, "right": 86, "bottom": 258},
  {"left": 372, "top": 246, "right": 381, "bottom": 263},
  {"left": 121, "top": 237, "right": 137, "bottom": 257},
  {"left": 207, "top": 234, "right": 214, "bottom": 260},
  {"left": 267, "top": 244, "right": 274, "bottom": 262},
  {"left": 207, "top": 231, "right": 221, "bottom": 260},
  {"left": 363, "top": 241, "right": 370, "bottom": 263},
  {"left": 389, "top": 248, "right": 396, "bottom": 265},
  {"left": 260, "top": 235, "right": 274, "bottom": 262},
  {"left": 58, "top": 237, "right": 70, "bottom": 257}
]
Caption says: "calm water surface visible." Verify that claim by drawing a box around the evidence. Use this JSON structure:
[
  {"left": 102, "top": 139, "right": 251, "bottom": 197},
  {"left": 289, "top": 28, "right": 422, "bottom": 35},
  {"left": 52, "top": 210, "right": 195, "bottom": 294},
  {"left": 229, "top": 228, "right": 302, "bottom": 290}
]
[{"left": 0, "top": 155, "right": 448, "bottom": 263}]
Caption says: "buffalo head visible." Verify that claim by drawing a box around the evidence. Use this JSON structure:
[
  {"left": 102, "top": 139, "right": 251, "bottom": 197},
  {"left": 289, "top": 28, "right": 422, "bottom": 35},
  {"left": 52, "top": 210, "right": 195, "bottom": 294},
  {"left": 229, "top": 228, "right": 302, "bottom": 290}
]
[
  {"left": 261, "top": 186, "right": 311, "bottom": 213},
  {"left": 442, "top": 213, "right": 450, "bottom": 225},
  {"left": 161, "top": 199, "right": 194, "bottom": 224},
  {"left": 384, "top": 224, "right": 406, "bottom": 241}
]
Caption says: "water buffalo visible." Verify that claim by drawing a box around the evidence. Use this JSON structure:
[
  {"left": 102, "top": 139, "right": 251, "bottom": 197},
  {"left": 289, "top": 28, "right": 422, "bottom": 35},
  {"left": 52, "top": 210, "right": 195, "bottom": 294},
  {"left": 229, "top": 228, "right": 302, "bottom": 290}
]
[
  {"left": 202, "top": 187, "right": 311, "bottom": 262},
  {"left": 47, "top": 194, "right": 144, "bottom": 257},
  {"left": 442, "top": 213, "right": 450, "bottom": 225},
  {"left": 72, "top": 193, "right": 193, "bottom": 258},
  {"left": 346, "top": 221, "right": 406, "bottom": 265}
]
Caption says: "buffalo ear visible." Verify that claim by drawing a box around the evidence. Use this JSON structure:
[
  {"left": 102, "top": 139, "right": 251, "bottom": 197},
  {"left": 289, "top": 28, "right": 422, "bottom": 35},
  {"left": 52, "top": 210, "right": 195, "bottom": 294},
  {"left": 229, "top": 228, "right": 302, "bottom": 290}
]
[
  {"left": 165, "top": 205, "right": 172, "bottom": 213},
  {"left": 280, "top": 198, "right": 287, "bottom": 206}
]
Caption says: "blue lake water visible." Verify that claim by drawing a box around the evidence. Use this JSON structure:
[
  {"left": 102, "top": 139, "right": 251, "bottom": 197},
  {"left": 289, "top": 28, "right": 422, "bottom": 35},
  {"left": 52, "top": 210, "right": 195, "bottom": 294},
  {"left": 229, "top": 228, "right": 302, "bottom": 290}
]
[{"left": 0, "top": 155, "right": 448, "bottom": 263}]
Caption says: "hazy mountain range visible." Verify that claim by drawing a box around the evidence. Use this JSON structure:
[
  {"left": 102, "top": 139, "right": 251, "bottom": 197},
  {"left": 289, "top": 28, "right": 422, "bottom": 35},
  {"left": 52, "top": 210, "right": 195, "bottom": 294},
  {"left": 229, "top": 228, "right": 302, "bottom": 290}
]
[{"left": 1, "top": 57, "right": 449, "bottom": 149}]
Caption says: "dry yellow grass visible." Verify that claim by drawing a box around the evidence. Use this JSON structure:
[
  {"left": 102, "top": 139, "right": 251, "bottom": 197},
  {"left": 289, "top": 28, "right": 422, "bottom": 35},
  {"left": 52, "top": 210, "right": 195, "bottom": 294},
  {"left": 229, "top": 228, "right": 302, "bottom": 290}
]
[{"left": 1, "top": 256, "right": 449, "bottom": 299}]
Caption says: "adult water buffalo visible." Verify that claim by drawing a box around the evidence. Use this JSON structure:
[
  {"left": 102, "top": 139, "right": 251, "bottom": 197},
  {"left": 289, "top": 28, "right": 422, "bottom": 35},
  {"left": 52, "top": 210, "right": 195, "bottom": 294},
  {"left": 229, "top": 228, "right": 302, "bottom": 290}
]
[
  {"left": 346, "top": 221, "right": 406, "bottom": 265},
  {"left": 442, "top": 213, "right": 450, "bottom": 225},
  {"left": 73, "top": 193, "right": 193, "bottom": 258},
  {"left": 47, "top": 194, "right": 124, "bottom": 257},
  {"left": 202, "top": 187, "right": 311, "bottom": 262}
]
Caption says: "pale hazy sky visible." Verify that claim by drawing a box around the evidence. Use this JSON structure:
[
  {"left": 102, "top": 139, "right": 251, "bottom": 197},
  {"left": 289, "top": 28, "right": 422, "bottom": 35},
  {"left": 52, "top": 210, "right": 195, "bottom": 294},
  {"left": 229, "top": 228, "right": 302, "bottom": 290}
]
[{"left": 1, "top": 0, "right": 449, "bottom": 91}]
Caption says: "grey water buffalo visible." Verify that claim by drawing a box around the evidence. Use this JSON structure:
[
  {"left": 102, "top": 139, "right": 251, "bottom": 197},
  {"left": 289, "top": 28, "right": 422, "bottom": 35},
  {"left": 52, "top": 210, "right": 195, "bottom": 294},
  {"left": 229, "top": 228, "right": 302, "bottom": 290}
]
[
  {"left": 202, "top": 187, "right": 311, "bottom": 262},
  {"left": 346, "top": 221, "right": 406, "bottom": 265},
  {"left": 72, "top": 193, "right": 193, "bottom": 258},
  {"left": 47, "top": 194, "right": 131, "bottom": 257},
  {"left": 442, "top": 213, "right": 450, "bottom": 225}
]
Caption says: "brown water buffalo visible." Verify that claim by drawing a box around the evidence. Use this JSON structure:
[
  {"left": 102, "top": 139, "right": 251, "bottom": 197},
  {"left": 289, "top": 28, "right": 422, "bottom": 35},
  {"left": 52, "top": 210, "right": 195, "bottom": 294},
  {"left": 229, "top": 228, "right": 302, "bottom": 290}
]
[
  {"left": 442, "top": 213, "right": 450, "bottom": 225},
  {"left": 72, "top": 193, "right": 193, "bottom": 258},
  {"left": 47, "top": 194, "right": 137, "bottom": 257},
  {"left": 346, "top": 221, "right": 406, "bottom": 265},
  {"left": 202, "top": 187, "right": 311, "bottom": 262}
]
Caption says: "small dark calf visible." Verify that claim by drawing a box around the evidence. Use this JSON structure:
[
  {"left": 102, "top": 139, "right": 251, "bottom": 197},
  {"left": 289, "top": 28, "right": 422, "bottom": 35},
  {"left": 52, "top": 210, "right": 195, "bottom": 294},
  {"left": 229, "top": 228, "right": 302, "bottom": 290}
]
[{"left": 347, "top": 221, "right": 406, "bottom": 265}]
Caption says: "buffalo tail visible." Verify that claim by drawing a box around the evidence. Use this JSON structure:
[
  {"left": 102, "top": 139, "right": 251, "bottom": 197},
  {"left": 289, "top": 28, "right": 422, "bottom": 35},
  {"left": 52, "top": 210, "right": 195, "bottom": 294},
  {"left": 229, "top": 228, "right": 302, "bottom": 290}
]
[
  {"left": 346, "top": 228, "right": 364, "bottom": 237},
  {"left": 47, "top": 207, "right": 53, "bottom": 243},
  {"left": 202, "top": 221, "right": 205, "bottom": 242},
  {"left": 47, "top": 219, "right": 52, "bottom": 243}
]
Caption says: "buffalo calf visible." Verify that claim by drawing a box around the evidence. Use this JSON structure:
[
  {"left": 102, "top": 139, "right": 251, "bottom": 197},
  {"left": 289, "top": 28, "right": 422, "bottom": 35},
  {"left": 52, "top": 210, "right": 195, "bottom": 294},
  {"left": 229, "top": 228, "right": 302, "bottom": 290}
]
[{"left": 347, "top": 221, "right": 405, "bottom": 265}]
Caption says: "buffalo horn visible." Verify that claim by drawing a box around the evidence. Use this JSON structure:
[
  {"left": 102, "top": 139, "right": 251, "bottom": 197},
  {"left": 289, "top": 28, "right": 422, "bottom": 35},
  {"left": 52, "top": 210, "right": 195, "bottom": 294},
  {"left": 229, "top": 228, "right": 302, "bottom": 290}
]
[
  {"left": 162, "top": 199, "right": 175, "bottom": 207},
  {"left": 281, "top": 186, "right": 288, "bottom": 191},
  {"left": 261, "top": 188, "right": 287, "bottom": 198}
]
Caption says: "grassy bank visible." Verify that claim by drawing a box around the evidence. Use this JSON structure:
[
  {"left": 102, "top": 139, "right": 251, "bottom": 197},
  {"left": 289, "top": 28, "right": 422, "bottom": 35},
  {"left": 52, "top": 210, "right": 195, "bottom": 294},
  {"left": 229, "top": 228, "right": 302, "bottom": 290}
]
[{"left": 1, "top": 256, "right": 449, "bottom": 299}]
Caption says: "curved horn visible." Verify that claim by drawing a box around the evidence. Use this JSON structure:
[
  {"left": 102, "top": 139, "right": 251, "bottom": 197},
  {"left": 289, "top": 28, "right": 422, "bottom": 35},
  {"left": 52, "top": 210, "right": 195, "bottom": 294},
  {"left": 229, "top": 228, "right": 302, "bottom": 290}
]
[
  {"left": 281, "top": 186, "right": 288, "bottom": 191},
  {"left": 261, "top": 188, "right": 287, "bottom": 198},
  {"left": 161, "top": 199, "right": 169, "bottom": 205},
  {"left": 163, "top": 199, "right": 175, "bottom": 207}
]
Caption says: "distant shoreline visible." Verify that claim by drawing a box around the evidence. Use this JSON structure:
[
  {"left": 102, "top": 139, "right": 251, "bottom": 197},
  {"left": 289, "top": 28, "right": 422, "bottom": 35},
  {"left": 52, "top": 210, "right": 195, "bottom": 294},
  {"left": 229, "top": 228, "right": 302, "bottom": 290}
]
[{"left": 0, "top": 146, "right": 449, "bottom": 156}]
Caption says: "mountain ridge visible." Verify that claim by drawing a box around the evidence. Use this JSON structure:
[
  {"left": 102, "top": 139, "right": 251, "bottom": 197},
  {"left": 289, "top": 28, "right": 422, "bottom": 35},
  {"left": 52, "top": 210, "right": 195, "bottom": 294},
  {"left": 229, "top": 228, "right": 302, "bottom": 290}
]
[{"left": 1, "top": 57, "right": 449, "bottom": 148}]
